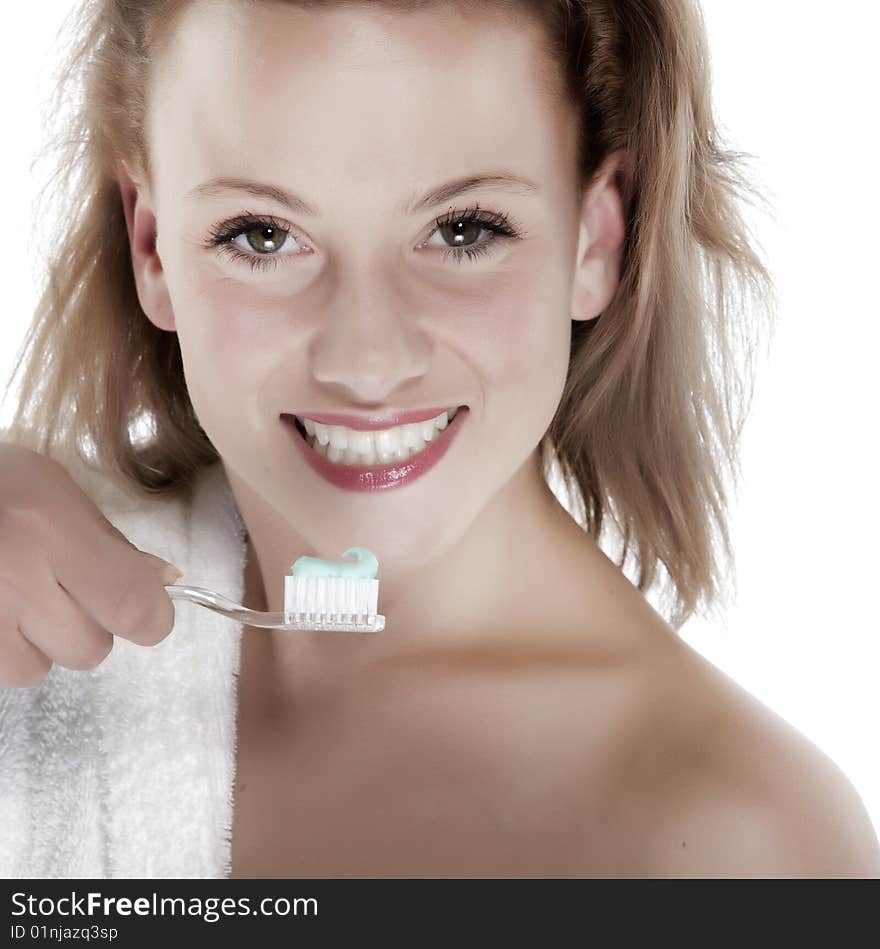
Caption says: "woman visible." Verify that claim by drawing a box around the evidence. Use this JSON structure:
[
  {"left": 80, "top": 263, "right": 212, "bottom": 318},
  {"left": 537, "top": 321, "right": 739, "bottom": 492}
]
[{"left": 2, "top": 0, "right": 878, "bottom": 877}]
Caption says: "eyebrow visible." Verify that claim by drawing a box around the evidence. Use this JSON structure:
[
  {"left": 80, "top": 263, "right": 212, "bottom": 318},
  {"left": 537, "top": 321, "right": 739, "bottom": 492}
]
[{"left": 184, "top": 172, "right": 539, "bottom": 215}]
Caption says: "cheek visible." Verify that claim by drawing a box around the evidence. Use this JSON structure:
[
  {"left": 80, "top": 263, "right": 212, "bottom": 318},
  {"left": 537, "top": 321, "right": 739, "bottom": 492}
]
[
  {"left": 448, "top": 270, "right": 571, "bottom": 397},
  {"left": 175, "top": 291, "right": 284, "bottom": 414}
]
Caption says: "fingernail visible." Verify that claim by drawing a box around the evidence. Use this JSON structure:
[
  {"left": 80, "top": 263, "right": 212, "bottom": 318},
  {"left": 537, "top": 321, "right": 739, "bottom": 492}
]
[{"left": 161, "top": 564, "right": 184, "bottom": 586}]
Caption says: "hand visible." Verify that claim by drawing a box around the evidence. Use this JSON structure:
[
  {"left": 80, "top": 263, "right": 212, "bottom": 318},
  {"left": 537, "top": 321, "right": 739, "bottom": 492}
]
[{"left": 0, "top": 442, "right": 182, "bottom": 687}]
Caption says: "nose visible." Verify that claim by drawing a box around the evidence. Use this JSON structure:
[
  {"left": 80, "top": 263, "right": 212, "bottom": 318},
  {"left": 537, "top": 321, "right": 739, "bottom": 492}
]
[{"left": 307, "top": 267, "right": 433, "bottom": 404}]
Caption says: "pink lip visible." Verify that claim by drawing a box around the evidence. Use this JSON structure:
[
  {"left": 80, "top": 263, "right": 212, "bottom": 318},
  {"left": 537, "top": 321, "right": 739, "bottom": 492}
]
[
  {"left": 289, "top": 406, "right": 461, "bottom": 431},
  {"left": 282, "top": 407, "right": 468, "bottom": 493}
]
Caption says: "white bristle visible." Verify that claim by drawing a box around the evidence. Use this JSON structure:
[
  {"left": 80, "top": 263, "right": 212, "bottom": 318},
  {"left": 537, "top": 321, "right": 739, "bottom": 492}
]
[{"left": 285, "top": 575, "right": 380, "bottom": 620}]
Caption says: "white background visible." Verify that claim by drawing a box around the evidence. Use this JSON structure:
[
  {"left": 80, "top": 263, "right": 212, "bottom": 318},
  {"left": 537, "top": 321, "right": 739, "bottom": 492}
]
[{"left": 2, "top": 3, "right": 878, "bottom": 841}]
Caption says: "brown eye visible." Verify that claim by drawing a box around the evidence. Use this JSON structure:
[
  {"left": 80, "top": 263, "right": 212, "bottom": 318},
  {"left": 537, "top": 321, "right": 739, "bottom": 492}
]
[
  {"left": 241, "top": 224, "right": 291, "bottom": 255},
  {"left": 206, "top": 213, "right": 308, "bottom": 273},
  {"left": 437, "top": 220, "right": 486, "bottom": 249},
  {"left": 422, "top": 204, "right": 522, "bottom": 264}
]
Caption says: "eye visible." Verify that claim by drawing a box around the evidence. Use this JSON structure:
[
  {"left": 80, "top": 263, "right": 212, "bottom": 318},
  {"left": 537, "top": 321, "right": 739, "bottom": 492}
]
[
  {"left": 421, "top": 204, "right": 524, "bottom": 264},
  {"left": 203, "top": 202, "right": 526, "bottom": 274},
  {"left": 204, "top": 212, "right": 304, "bottom": 273}
]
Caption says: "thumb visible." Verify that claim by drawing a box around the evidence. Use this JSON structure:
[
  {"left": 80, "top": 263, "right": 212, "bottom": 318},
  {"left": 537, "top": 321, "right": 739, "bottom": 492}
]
[{"left": 142, "top": 552, "right": 184, "bottom": 585}]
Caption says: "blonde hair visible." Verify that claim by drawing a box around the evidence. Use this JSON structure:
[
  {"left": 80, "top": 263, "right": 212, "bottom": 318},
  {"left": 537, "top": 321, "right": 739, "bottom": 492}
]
[{"left": 3, "top": 0, "right": 777, "bottom": 631}]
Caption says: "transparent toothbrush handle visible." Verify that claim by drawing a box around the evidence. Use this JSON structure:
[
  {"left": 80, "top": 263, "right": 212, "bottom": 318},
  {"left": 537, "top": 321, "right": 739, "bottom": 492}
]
[{"left": 165, "top": 584, "right": 384, "bottom": 632}]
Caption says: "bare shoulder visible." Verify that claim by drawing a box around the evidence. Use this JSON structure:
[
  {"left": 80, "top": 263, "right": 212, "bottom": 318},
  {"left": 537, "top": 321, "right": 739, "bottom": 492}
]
[{"left": 626, "top": 636, "right": 880, "bottom": 878}]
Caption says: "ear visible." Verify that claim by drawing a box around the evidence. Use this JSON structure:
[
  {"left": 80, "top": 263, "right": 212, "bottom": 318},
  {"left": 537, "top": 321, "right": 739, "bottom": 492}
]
[
  {"left": 569, "top": 149, "right": 630, "bottom": 323},
  {"left": 115, "top": 158, "right": 176, "bottom": 333}
]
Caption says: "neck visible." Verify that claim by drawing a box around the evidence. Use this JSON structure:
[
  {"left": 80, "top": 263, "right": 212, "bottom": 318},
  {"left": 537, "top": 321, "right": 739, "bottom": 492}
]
[{"left": 231, "top": 448, "right": 628, "bottom": 698}]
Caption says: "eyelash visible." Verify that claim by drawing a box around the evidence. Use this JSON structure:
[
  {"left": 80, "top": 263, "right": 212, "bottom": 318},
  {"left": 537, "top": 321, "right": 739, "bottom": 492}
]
[{"left": 203, "top": 203, "right": 524, "bottom": 273}]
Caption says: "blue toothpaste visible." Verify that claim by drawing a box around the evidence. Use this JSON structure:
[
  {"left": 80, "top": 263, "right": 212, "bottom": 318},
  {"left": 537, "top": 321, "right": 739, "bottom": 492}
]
[
  {"left": 286, "top": 547, "right": 380, "bottom": 619},
  {"left": 290, "top": 546, "right": 379, "bottom": 579}
]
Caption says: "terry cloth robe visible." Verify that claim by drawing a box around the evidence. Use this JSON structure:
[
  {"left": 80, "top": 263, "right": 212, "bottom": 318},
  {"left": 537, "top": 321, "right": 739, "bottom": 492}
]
[{"left": 0, "top": 430, "right": 249, "bottom": 878}]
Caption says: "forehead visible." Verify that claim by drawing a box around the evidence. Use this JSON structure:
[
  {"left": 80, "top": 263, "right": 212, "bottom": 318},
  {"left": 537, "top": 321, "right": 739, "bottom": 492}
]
[{"left": 148, "top": 1, "right": 576, "bottom": 200}]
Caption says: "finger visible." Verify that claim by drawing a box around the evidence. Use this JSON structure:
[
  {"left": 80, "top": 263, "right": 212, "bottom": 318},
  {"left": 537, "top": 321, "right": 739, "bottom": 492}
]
[
  {"left": 47, "top": 520, "right": 178, "bottom": 648},
  {"left": 0, "top": 606, "right": 53, "bottom": 688},
  {"left": 14, "top": 570, "right": 115, "bottom": 672}
]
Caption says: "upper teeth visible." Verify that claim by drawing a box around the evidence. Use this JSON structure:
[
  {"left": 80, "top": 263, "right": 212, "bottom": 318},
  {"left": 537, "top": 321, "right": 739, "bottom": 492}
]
[{"left": 297, "top": 408, "right": 458, "bottom": 457}]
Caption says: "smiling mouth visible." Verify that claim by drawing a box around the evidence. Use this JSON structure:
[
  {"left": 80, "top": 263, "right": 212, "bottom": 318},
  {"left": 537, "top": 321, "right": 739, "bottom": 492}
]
[{"left": 289, "top": 406, "right": 467, "bottom": 468}]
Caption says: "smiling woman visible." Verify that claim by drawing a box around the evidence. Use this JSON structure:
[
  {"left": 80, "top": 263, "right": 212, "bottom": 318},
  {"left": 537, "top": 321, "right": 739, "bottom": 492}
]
[{"left": 1, "top": 0, "right": 878, "bottom": 881}]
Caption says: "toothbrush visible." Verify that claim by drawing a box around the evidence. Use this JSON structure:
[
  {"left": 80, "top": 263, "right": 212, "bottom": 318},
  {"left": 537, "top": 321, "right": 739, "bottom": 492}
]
[{"left": 165, "top": 546, "right": 385, "bottom": 633}]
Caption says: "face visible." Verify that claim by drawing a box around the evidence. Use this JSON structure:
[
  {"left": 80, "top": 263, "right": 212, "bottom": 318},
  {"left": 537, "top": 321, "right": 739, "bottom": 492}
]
[{"left": 128, "top": 0, "right": 604, "bottom": 578}]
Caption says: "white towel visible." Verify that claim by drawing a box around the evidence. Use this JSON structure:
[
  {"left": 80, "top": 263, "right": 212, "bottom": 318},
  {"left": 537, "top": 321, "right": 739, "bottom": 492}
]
[{"left": 0, "top": 431, "right": 248, "bottom": 878}]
